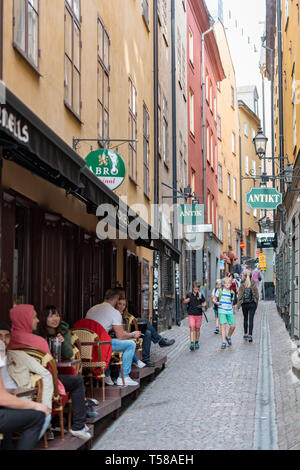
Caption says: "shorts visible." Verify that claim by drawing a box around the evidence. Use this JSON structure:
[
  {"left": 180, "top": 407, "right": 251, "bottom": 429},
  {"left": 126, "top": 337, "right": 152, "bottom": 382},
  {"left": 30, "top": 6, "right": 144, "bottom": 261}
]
[
  {"left": 219, "top": 312, "right": 235, "bottom": 326},
  {"left": 188, "top": 315, "right": 203, "bottom": 329}
]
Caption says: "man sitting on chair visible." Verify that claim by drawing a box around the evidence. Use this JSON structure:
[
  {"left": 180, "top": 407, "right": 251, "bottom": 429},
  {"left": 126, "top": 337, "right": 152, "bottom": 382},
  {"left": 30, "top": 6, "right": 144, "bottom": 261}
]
[{"left": 85, "top": 289, "right": 141, "bottom": 387}]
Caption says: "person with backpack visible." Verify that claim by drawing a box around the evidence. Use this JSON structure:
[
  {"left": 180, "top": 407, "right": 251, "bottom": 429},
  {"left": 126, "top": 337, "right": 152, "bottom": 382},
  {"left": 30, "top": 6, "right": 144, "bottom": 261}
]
[
  {"left": 184, "top": 282, "right": 207, "bottom": 351},
  {"left": 212, "top": 276, "right": 236, "bottom": 350},
  {"left": 237, "top": 272, "right": 259, "bottom": 343},
  {"left": 211, "top": 280, "right": 222, "bottom": 335}
]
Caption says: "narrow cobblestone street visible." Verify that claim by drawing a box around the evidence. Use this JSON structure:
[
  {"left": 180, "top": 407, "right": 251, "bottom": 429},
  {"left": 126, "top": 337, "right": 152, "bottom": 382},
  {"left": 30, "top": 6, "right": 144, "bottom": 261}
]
[{"left": 93, "top": 302, "right": 300, "bottom": 451}]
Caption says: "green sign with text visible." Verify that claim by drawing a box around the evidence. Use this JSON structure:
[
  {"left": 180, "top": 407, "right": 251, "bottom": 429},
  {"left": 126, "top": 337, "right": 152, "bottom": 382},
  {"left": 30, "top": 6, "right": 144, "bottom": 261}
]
[
  {"left": 246, "top": 188, "right": 282, "bottom": 210},
  {"left": 178, "top": 204, "right": 205, "bottom": 226}
]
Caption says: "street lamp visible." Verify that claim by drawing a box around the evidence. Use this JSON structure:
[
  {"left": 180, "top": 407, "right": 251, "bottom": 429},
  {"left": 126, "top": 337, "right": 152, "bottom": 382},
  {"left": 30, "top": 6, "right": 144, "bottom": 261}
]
[
  {"left": 253, "top": 127, "right": 268, "bottom": 159},
  {"left": 284, "top": 163, "right": 293, "bottom": 185}
]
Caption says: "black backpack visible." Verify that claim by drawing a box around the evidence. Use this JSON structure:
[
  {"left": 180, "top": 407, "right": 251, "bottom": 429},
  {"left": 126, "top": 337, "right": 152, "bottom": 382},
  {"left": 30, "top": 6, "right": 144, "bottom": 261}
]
[{"left": 243, "top": 287, "right": 254, "bottom": 304}]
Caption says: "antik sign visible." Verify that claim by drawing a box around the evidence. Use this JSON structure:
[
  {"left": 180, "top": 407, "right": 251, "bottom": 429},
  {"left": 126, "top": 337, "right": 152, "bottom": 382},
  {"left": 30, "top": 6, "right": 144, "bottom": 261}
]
[
  {"left": 246, "top": 188, "right": 282, "bottom": 210},
  {"left": 85, "top": 149, "right": 126, "bottom": 191},
  {"left": 178, "top": 204, "right": 204, "bottom": 226}
]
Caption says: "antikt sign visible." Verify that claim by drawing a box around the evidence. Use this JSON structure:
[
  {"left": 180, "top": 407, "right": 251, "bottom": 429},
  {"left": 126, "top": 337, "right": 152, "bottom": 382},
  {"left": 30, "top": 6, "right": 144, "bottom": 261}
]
[
  {"left": 246, "top": 188, "right": 282, "bottom": 210},
  {"left": 85, "top": 149, "right": 126, "bottom": 191}
]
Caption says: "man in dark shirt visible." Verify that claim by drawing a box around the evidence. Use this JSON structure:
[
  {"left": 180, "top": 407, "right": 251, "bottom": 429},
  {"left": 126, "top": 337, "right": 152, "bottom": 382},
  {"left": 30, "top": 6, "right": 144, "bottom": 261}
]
[{"left": 184, "top": 282, "right": 207, "bottom": 351}]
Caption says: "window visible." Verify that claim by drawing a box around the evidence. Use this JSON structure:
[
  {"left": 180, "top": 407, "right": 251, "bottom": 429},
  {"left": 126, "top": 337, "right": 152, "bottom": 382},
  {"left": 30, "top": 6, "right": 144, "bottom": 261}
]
[
  {"left": 217, "top": 166, "right": 221, "bottom": 195},
  {"left": 98, "top": 17, "right": 110, "bottom": 141},
  {"left": 244, "top": 122, "right": 248, "bottom": 137},
  {"left": 217, "top": 116, "right": 221, "bottom": 139},
  {"left": 191, "top": 169, "right": 195, "bottom": 194},
  {"left": 286, "top": 0, "right": 289, "bottom": 25},
  {"left": 207, "top": 192, "right": 211, "bottom": 224},
  {"left": 163, "top": 96, "right": 169, "bottom": 165},
  {"left": 143, "top": 105, "right": 150, "bottom": 197},
  {"left": 246, "top": 204, "right": 250, "bottom": 215},
  {"left": 142, "top": 0, "right": 149, "bottom": 27},
  {"left": 189, "top": 89, "right": 195, "bottom": 135},
  {"left": 13, "top": 0, "right": 39, "bottom": 67},
  {"left": 210, "top": 134, "right": 214, "bottom": 167},
  {"left": 227, "top": 173, "right": 231, "bottom": 198},
  {"left": 232, "top": 132, "right": 236, "bottom": 154},
  {"left": 233, "top": 177, "right": 237, "bottom": 202},
  {"left": 129, "top": 78, "right": 137, "bottom": 182},
  {"left": 207, "top": 127, "right": 210, "bottom": 163},
  {"left": 214, "top": 98, "right": 217, "bottom": 121},
  {"left": 210, "top": 86, "right": 213, "bottom": 110},
  {"left": 189, "top": 28, "right": 194, "bottom": 65},
  {"left": 252, "top": 160, "right": 256, "bottom": 177},
  {"left": 64, "top": 0, "right": 81, "bottom": 117},
  {"left": 219, "top": 216, "right": 223, "bottom": 242},
  {"left": 206, "top": 75, "right": 209, "bottom": 102},
  {"left": 231, "top": 86, "right": 235, "bottom": 108},
  {"left": 182, "top": 44, "right": 186, "bottom": 97},
  {"left": 252, "top": 128, "right": 256, "bottom": 140},
  {"left": 177, "top": 28, "right": 182, "bottom": 86}
]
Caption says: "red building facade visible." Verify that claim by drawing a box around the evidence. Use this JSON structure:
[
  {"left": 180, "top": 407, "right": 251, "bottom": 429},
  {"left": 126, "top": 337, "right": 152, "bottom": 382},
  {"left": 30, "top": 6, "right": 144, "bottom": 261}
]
[{"left": 187, "top": 0, "right": 224, "bottom": 234}]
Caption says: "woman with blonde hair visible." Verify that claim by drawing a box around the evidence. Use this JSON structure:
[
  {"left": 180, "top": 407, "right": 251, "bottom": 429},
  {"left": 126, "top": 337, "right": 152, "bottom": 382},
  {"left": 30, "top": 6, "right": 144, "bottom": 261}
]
[{"left": 237, "top": 272, "right": 259, "bottom": 343}]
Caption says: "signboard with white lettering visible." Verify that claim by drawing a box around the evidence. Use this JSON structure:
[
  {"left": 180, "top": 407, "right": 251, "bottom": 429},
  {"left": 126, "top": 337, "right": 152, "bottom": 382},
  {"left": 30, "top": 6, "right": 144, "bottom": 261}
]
[
  {"left": 0, "top": 105, "right": 29, "bottom": 144},
  {"left": 85, "top": 149, "right": 126, "bottom": 191},
  {"left": 246, "top": 188, "right": 282, "bottom": 210},
  {"left": 178, "top": 204, "right": 205, "bottom": 226},
  {"left": 256, "top": 233, "right": 278, "bottom": 249}
]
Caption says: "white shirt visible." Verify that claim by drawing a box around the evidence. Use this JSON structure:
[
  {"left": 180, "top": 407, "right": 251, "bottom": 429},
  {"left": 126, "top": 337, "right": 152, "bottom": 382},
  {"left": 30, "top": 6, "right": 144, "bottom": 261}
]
[
  {"left": 0, "top": 356, "right": 18, "bottom": 389},
  {"left": 86, "top": 302, "right": 122, "bottom": 333}
]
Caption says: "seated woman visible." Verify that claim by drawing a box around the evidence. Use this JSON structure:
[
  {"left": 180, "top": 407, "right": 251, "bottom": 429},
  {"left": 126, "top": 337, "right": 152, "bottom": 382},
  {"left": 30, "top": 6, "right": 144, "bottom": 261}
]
[
  {"left": 116, "top": 298, "right": 146, "bottom": 369},
  {"left": 8, "top": 304, "right": 91, "bottom": 440}
]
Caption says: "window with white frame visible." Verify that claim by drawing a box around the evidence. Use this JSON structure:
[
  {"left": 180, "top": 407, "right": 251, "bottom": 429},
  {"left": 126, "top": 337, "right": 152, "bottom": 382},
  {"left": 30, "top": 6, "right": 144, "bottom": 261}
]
[
  {"left": 227, "top": 173, "right": 231, "bottom": 198},
  {"left": 233, "top": 177, "right": 237, "bottom": 202},
  {"left": 189, "top": 89, "right": 194, "bottom": 135},
  {"left": 244, "top": 122, "right": 248, "bottom": 137},
  {"left": 98, "top": 16, "right": 110, "bottom": 141},
  {"left": 245, "top": 155, "right": 249, "bottom": 174},
  {"left": 189, "top": 28, "right": 194, "bottom": 65},
  {"left": 217, "top": 116, "right": 221, "bottom": 139},
  {"left": 214, "top": 97, "right": 217, "bottom": 121},
  {"left": 143, "top": 104, "right": 150, "bottom": 197},
  {"left": 228, "top": 221, "right": 232, "bottom": 246},
  {"left": 206, "top": 74, "right": 209, "bottom": 102},
  {"left": 64, "top": 0, "right": 81, "bottom": 117},
  {"left": 252, "top": 160, "right": 256, "bottom": 177},
  {"left": 207, "top": 127, "right": 210, "bottom": 163},
  {"left": 13, "top": 0, "right": 40, "bottom": 67},
  {"left": 231, "top": 86, "right": 235, "bottom": 108},
  {"left": 129, "top": 78, "right": 137, "bottom": 182},
  {"left": 219, "top": 216, "right": 223, "bottom": 242},
  {"left": 163, "top": 96, "right": 169, "bottom": 165},
  {"left": 210, "top": 134, "right": 214, "bottom": 167},
  {"left": 218, "top": 164, "right": 223, "bottom": 191}
]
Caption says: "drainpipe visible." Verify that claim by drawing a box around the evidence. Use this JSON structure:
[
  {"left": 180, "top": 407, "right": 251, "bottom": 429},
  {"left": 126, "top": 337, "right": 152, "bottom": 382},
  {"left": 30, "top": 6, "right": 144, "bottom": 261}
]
[
  {"left": 277, "top": 0, "right": 285, "bottom": 194},
  {"left": 239, "top": 132, "right": 244, "bottom": 262},
  {"left": 171, "top": 0, "right": 180, "bottom": 326},
  {"left": 152, "top": 0, "right": 159, "bottom": 331}
]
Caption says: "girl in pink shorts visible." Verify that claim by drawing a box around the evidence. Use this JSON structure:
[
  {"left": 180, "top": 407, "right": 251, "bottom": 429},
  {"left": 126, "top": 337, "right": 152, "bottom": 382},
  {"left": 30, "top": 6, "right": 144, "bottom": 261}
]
[{"left": 184, "top": 282, "right": 207, "bottom": 351}]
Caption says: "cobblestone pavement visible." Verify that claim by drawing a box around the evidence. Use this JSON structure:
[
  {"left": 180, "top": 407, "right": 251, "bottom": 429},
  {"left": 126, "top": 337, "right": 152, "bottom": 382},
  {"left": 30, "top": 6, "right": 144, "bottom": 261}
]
[{"left": 92, "top": 302, "right": 300, "bottom": 450}]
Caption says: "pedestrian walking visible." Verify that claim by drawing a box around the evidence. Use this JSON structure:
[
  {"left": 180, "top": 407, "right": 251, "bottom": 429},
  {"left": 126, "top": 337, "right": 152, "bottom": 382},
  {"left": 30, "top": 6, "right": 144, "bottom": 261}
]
[
  {"left": 213, "top": 276, "right": 236, "bottom": 350},
  {"left": 230, "top": 275, "right": 239, "bottom": 314},
  {"left": 211, "top": 280, "right": 222, "bottom": 335},
  {"left": 237, "top": 272, "right": 259, "bottom": 343},
  {"left": 184, "top": 282, "right": 207, "bottom": 351}
]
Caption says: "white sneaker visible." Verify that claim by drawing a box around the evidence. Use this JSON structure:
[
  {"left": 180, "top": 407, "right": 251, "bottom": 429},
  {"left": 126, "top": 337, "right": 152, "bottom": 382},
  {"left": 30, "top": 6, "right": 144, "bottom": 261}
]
[
  {"left": 136, "top": 360, "right": 146, "bottom": 369},
  {"left": 115, "top": 377, "right": 127, "bottom": 387},
  {"left": 124, "top": 376, "right": 139, "bottom": 386},
  {"left": 105, "top": 376, "right": 115, "bottom": 386},
  {"left": 70, "top": 428, "right": 92, "bottom": 440}
]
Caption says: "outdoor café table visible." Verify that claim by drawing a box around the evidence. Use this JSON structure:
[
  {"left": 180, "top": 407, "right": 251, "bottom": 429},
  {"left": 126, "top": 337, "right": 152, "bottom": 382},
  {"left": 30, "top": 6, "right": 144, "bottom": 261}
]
[{"left": 6, "top": 387, "right": 37, "bottom": 399}]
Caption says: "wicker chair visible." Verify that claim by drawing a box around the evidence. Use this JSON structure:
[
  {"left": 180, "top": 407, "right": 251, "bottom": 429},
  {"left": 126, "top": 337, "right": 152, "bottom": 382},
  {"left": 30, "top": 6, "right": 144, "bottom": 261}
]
[
  {"left": 123, "top": 312, "right": 143, "bottom": 361},
  {"left": 110, "top": 350, "right": 125, "bottom": 385},
  {"left": 71, "top": 328, "right": 108, "bottom": 401},
  {"left": 14, "top": 347, "right": 71, "bottom": 441},
  {"left": 70, "top": 332, "right": 82, "bottom": 375}
]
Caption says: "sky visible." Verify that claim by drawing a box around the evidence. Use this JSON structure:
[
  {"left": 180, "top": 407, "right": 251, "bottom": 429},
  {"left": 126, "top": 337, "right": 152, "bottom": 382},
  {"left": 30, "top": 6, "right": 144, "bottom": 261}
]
[{"left": 205, "top": 0, "right": 267, "bottom": 118}]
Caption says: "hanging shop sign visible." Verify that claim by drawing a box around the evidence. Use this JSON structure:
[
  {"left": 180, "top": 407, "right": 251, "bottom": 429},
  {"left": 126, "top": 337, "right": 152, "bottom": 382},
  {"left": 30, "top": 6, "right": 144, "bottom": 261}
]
[
  {"left": 246, "top": 188, "right": 282, "bottom": 210},
  {"left": 256, "top": 233, "right": 278, "bottom": 249},
  {"left": 85, "top": 149, "right": 126, "bottom": 191},
  {"left": 178, "top": 204, "right": 205, "bottom": 226},
  {"left": 184, "top": 224, "right": 213, "bottom": 234},
  {"left": 259, "top": 252, "right": 267, "bottom": 270}
]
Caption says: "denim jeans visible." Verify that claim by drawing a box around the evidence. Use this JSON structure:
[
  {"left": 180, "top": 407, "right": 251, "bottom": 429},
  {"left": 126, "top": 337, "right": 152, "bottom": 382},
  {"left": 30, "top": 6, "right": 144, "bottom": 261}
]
[
  {"left": 0, "top": 408, "right": 44, "bottom": 450},
  {"left": 140, "top": 319, "right": 162, "bottom": 362},
  {"left": 106, "top": 339, "right": 136, "bottom": 378}
]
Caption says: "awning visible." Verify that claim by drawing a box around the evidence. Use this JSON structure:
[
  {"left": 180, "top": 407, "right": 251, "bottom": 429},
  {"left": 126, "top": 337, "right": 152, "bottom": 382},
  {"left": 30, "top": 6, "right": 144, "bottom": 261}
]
[{"left": 1, "top": 89, "right": 85, "bottom": 189}]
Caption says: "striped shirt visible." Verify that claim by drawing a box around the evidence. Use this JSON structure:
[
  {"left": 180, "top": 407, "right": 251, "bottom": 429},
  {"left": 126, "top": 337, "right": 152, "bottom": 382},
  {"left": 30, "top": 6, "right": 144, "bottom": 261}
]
[{"left": 218, "top": 289, "right": 233, "bottom": 316}]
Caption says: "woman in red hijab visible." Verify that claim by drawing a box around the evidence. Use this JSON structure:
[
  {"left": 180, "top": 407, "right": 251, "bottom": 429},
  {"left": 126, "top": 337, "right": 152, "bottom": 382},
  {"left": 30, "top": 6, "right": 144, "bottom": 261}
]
[{"left": 9, "top": 305, "right": 90, "bottom": 440}]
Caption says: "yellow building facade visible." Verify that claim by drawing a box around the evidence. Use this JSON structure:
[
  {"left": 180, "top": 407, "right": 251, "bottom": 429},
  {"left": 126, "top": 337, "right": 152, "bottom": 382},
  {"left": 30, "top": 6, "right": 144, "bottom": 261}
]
[
  {"left": 0, "top": 0, "right": 165, "bottom": 323},
  {"left": 214, "top": 23, "right": 241, "bottom": 272}
]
